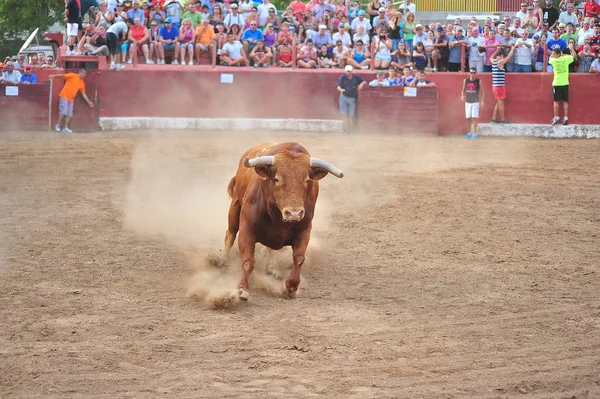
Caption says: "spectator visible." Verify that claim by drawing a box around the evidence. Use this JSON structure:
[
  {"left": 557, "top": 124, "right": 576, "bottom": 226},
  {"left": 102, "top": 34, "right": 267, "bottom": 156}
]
[
  {"left": 541, "top": 0, "right": 560, "bottom": 29},
  {"left": 467, "top": 27, "right": 485, "bottom": 72},
  {"left": 410, "top": 70, "right": 436, "bottom": 87},
  {"left": 498, "top": 29, "right": 516, "bottom": 72},
  {"left": 462, "top": 67, "right": 484, "bottom": 139},
  {"left": 65, "top": 0, "right": 81, "bottom": 49},
  {"left": 333, "top": 23, "right": 352, "bottom": 48},
  {"left": 50, "top": 69, "right": 95, "bottom": 133},
  {"left": 431, "top": 26, "right": 449, "bottom": 72},
  {"left": 577, "top": 39, "right": 594, "bottom": 72},
  {"left": 312, "top": 25, "right": 333, "bottom": 48},
  {"left": 123, "top": 17, "right": 151, "bottom": 64},
  {"left": 490, "top": 46, "right": 515, "bottom": 124},
  {"left": 106, "top": 18, "right": 133, "bottom": 70},
  {"left": 336, "top": 64, "right": 366, "bottom": 132},
  {"left": 28, "top": 55, "right": 41, "bottom": 68},
  {"left": 317, "top": 44, "right": 335, "bottom": 67},
  {"left": 353, "top": 25, "right": 370, "bottom": 46},
  {"left": 509, "top": 18, "right": 524, "bottom": 36},
  {"left": 373, "top": 7, "right": 389, "bottom": 30},
  {"left": 215, "top": 24, "right": 228, "bottom": 54},
  {"left": 533, "top": 34, "right": 547, "bottom": 71},
  {"left": 561, "top": 23, "right": 577, "bottom": 43},
  {"left": 391, "top": 41, "right": 412, "bottom": 69},
  {"left": 297, "top": 39, "right": 318, "bottom": 68},
  {"left": 178, "top": 18, "right": 195, "bottom": 65},
  {"left": 257, "top": 0, "right": 277, "bottom": 28},
  {"left": 182, "top": 3, "right": 203, "bottom": 28},
  {"left": 387, "top": 12, "right": 403, "bottom": 52},
  {"left": 547, "top": 27, "right": 567, "bottom": 71},
  {"left": 149, "top": 3, "right": 166, "bottom": 29},
  {"left": 41, "top": 55, "right": 56, "bottom": 69},
  {"left": 210, "top": 5, "right": 224, "bottom": 27},
  {"left": 19, "top": 66, "right": 37, "bottom": 84},
  {"left": 533, "top": 21, "right": 550, "bottom": 38},
  {"left": 95, "top": 1, "right": 114, "bottom": 28},
  {"left": 412, "top": 24, "right": 427, "bottom": 50},
  {"left": 448, "top": 27, "right": 467, "bottom": 72},
  {"left": 333, "top": 40, "right": 350, "bottom": 68},
  {"left": 221, "top": 33, "right": 248, "bottom": 66},
  {"left": 278, "top": 44, "right": 293, "bottom": 67},
  {"left": 373, "top": 29, "right": 392, "bottom": 69},
  {"left": 250, "top": 40, "right": 273, "bottom": 67},
  {"left": 230, "top": 24, "right": 242, "bottom": 42},
  {"left": 165, "top": 0, "right": 182, "bottom": 29},
  {"left": 242, "top": 21, "right": 264, "bottom": 55},
  {"left": 149, "top": 21, "right": 164, "bottom": 63},
  {"left": 127, "top": 1, "right": 145, "bottom": 25},
  {"left": 0, "top": 62, "right": 21, "bottom": 84},
  {"left": 399, "top": 0, "right": 416, "bottom": 15},
  {"left": 313, "top": 0, "right": 336, "bottom": 20},
  {"left": 290, "top": 0, "right": 307, "bottom": 21},
  {"left": 583, "top": 0, "right": 600, "bottom": 19},
  {"left": 399, "top": 66, "right": 413, "bottom": 86},
  {"left": 277, "top": 22, "right": 294, "bottom": 47},
  {"left": 577, "top": 20, "right": 593, "bottom": 45},
  {"left": 265, "top": 7, "right": 281, "bottom": 30},
  {"left": 351, "top": 10, "right": 372, "bottom": 34},
  {"left": 83, "top": 25, "right": 110, "bottom": 57},
  {"left": 513, "top": 30, "right": 534, "bottom": 72},
  {"left": 369, "top": 69, "right": 390, "bottom": 86},
  {"left": 224, "top": 3, "right": 245, "bottom": 31},
  {"left": 280, "top": 7, "right": 299, "bottom": 32},
  {"left": 159, "top": 18, "right": 180, "bottom": 64},
  {"left": 590, "top": 52, "right": 600, "bottom": 72},
  {"left": 523, "top": 7, "right": 539, "bottom": 36},
  {"left": 549, "top": 45, "right": 576, "bottom": 125},
  {"left": 483, "top": 30, "right": 500, "bottom": 72},
  {"left": 403, "top": 12, "right": 417, "bottom": 55},
  {"left": 13, "top": 54, "right": 28, "bottom": 69},
  {"left": 516, "top": 3, "right": 529, "bottom": 21},
  {"left": 559, "top": 3, "right": 579, "bottom": 26},
  {"left": 194, "top": 18, "right": 216, "bottom": 63},
  {"left": 114, "top": 3, "right": 128, "bottom": 23},
  {"left": 590, "top": 24, "right": 600, "bottom": 53},
  {"left": 412, "top": 41, "right": 428, "bottom": 71},
  {"left": 347, "top": 39, "right": 371, "bottom": 70}
]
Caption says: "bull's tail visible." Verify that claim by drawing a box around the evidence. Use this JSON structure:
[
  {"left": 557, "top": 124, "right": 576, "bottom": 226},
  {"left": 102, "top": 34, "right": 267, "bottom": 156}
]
[{"left": 227, "top": 176, "right": 236, "bottom": 199}]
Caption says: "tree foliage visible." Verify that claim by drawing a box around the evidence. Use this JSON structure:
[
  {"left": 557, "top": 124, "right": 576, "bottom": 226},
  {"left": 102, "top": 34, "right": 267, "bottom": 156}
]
[{"left": 0, "top": 0, "right": 64, "bottom": 40}]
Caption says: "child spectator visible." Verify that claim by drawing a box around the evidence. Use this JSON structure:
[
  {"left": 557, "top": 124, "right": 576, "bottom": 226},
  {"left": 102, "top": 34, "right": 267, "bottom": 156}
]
[
  {"left": 369, "top": 70, "right": 390, "bottom": 86},
  {"left": 278, "top": 44, "right": 293, "bottom": 67}
]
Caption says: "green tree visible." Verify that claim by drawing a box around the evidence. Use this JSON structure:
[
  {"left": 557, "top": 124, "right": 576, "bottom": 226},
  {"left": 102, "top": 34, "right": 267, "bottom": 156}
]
[{"left": 0, "top": 0, "right": 66, "bottom": 39}]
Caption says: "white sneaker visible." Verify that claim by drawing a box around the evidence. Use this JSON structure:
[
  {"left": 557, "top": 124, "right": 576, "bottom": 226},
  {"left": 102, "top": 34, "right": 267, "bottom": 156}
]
[
  {"left": 188, "top": 61, "right": 193, "bottom": 66},
  {"left": 126, "top": 59, "right": 132, "bottom": 64},
  {"left": 160, "top": 59, "right": 165, "bottom": 64},
  {"left": 55, "top": 124, "right": 61, "bottom": 132},
  {"left": 109, "top": 63, "right": 116, "bottom": 70},
  {"left": 172, "top": 60, "right": 179, "bottom": 65},
  {"left": 551, "top": 116, "right": 560, "bottom": 125},
  {"left": 62, "top": 127, "right": 73, "bottom": 133},
  {"left": 361, "top": 65, "right": 369, "bottom": 70},
  {"left": 116, "top": 64, "right": 126, "bottom": 71},
  {"left": 146, "top": 60, "right": 154, "bottom": 64}
]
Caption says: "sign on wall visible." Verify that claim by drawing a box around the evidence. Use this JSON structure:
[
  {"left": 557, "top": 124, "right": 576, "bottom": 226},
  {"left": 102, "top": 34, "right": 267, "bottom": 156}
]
[{"left": 5, "top": 86, "right": 19, "bottom": 96}]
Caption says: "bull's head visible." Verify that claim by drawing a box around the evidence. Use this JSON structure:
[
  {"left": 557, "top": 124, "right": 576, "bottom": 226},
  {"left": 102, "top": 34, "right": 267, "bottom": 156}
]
[{"left": 244, "top": 152, "right": 344, "bottom": 223}]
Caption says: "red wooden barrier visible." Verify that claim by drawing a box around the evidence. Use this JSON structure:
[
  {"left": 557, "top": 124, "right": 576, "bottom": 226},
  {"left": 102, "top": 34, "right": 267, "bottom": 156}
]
[{"left": 0, "top": 84, "right": 50, "bottom": 131}]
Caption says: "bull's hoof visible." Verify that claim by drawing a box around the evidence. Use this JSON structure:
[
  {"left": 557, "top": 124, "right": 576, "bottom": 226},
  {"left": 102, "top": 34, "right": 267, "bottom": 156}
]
[
  {"left": 208, "top": 256, "right": 227, "bottom": 268},
  {"left": 233, "top": 288, "right": 250, "bottom": 301},
  {"left": 282, "top": 280, "right": 297, "bottom": 300}
]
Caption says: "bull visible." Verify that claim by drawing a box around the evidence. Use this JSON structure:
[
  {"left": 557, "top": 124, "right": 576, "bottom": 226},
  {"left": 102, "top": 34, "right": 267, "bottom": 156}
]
[{"left": 221, "top": 142, "right": 344, "bottom": 301}]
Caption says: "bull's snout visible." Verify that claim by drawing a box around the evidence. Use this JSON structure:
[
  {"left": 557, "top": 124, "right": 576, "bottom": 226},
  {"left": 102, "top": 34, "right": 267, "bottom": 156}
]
[{"left": 282, "top": 208, "right": 305, "bottom": 222}]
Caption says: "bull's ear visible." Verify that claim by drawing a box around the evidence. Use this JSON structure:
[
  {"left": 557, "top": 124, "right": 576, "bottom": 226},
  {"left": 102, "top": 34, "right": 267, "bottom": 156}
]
[
  {"left": 254, "top": 165, "right": 271, "bottom": 179},
  {"left": 310, "top": 167, "right": 329, "bottom": 181}
]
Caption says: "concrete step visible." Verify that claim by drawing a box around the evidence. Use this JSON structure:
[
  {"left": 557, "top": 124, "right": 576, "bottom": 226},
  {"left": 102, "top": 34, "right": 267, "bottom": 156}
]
[{"left": 478, "top": 123, "right": 600, "bottom": 139}]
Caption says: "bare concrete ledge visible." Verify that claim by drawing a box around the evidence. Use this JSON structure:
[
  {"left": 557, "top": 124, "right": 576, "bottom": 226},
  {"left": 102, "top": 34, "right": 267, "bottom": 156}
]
[
  {"left": 99, "top": 117, "right": 343, "bottom": 132},
  {"left": 479, "top": 123, "right": 600, "bottom": 139}
]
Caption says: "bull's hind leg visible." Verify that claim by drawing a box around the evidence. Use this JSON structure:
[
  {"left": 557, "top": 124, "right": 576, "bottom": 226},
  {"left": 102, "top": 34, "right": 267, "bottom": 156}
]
[
  {"left": 284, "top": 228, "right": 311, "bottom": 298},
  {"left": 223, "top": 199, "right": 241, "bottom": 258}
]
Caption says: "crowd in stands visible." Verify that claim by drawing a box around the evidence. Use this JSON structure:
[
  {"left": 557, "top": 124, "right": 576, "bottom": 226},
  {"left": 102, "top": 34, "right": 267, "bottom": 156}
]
[{"left": 2, "top": 0, "right": 600, "bottom": 80}]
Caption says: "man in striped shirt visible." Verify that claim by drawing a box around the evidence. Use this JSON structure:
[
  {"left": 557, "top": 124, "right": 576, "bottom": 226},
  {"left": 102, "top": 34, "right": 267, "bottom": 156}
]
[{"left": 490, "top": 46, "right": 515, "bottom": 124}]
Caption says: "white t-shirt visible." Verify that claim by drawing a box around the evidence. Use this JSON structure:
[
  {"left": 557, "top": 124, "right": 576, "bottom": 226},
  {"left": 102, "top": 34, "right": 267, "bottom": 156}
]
[
  {"left": 509, "top": 27, "right": 525, "bottom": 36},
  {"left": 224, "top": 13, "right": 246, "bottom": 29},
  {"left": 577, "top": 28, "right": 594, "bottom": 45},
  {"left": 514, "top": 38, "right": 533, "bottom": 64},
  {"left": 591, "top": 58, "right": 600, "bottom": 71},
  {"left": 351, "top": 17, "right": 372, "bottom": 33},
  {"left": 515, "top": 11, "right": 528, "bottom": 21},
  {"left": 332, "top": 31, "right": 352, "bottom": 47},
  {"left": 107, "top": 21, "right": 129, "bottom": 35},
  {"left": 333, "top": 45, "right": 349, "bottom": 60},
  {"left": 223, "top": 40, "right": 244, "bottom": 59},
  {"left": 467, "top": 36, "right": 485, "bottom": 60},
  {"left": 353, "top": 32, "right": 370, "bottom": 45},
  {"left": 257, "top": 3, "right": 277, "bottom": 26},
  {"left": 558, "top": 11, "right": 578, "bottom": 26}
]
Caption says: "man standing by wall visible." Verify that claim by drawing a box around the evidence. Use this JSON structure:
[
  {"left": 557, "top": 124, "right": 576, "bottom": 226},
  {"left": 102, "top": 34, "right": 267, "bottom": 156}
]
[
  {"left": 490, "top": 46, "right": 515, "bottom": 124},
  {"left": 462, "top": 67, "right": 484, "bottom": 139},
  {"left": 548, "top": 46, "right": 576, "bottom": 125},
  {"left": 336, "top": 65, "right": 366, "bottom": 133},
  {"left": 50, "top": 68, "right": 95, "bottom": 133}
]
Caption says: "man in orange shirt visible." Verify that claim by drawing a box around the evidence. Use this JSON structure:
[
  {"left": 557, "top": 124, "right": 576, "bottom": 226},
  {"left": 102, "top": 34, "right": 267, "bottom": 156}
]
[
  {"left": 49, "top": 68, "right": 95, "bottom": 133},
  {"left": 194, "top": 19, "right": 216, "bottom": 64}
]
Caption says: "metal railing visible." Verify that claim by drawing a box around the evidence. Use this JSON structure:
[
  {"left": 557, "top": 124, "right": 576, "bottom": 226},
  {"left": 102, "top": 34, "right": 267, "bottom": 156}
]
[{"left": 415, "top": 0, "right": 497, "bottom": 12}]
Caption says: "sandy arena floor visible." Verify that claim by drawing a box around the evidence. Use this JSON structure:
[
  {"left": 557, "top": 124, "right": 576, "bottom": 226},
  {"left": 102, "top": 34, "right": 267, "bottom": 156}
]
[{"left": 0, "top": 130, "right": 598, "bottom": 398}]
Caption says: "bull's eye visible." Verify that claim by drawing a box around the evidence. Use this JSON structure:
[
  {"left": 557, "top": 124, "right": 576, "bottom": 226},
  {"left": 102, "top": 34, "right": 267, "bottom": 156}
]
[{"left": 273, "top": 177, "right": 279, "bottom": 183}]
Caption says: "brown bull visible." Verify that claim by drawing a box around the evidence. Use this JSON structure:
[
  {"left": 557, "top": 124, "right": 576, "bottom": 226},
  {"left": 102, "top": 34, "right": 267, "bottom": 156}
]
[{"left": 222, "top": 142, "right": 344, "bottom": 301}]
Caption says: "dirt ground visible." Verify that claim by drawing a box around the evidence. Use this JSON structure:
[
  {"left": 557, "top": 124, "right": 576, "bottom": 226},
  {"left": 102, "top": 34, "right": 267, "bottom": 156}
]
[{"left": 0, "top": 130, "right": 598, "bottom": 399}]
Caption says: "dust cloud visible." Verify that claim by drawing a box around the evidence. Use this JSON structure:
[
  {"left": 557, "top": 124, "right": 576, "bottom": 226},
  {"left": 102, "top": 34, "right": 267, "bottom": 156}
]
[{"left": 121, "top": 131, "right": 526, "bottom": 308}]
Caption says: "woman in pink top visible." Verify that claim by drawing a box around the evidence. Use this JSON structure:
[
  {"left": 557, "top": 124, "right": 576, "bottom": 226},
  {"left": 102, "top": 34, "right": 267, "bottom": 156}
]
[{"left": 179, "top": 18, "right": 195, "bottom": 65}]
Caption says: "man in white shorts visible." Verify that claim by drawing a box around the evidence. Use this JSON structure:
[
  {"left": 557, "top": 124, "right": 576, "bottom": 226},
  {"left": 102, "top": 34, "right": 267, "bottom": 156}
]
[
  {"left": 65, "top": 0, "right": 81, "bottom": 47},
  {"left": 461, "top": 67, "right": 484, "bottom": 139}
]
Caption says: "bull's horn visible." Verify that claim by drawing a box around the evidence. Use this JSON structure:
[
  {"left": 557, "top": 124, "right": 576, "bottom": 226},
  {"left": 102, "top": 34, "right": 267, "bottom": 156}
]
[
  {"left": 310, "top": 158, "right": 344, "bottom": 178},
  {"left": 244, "top": 155, "right": 275, "bottom": 168}
]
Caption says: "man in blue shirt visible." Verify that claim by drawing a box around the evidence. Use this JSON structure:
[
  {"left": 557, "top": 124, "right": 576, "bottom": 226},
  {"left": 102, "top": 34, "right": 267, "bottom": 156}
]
[
  {"left": 242, "top": 21, "right": 264, "bottom": 55},
  {"left": 336, "top": 64, "right": 366, "bottom": 133},
  {"left": 127, "top": 2, "right": 145, "bottom": 25},
  {"left": 546, "top": 27, "right": 567, "bottom": 72},
  {"left": 160, "top": 18, "right": 181, "bottom": 64},
  {"left": 20, "top": 66, "right": 37, "bottom": 84},
  {"left": 448, "top": 27, "right": 468, "bottom": 72}
]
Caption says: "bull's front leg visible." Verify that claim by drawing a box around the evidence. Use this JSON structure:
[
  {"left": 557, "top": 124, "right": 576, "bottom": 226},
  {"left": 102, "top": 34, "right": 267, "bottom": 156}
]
[
  {"left": 234, "top": 226, "right": 256, "bottom": 301},
  {"left": 284, "top": 226, "right": 312, "bottom": 298}
]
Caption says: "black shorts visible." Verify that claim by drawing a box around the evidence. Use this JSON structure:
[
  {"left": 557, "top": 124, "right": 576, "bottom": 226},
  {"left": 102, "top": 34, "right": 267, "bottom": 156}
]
[
  {"left": 553, "top": 85, "right": 569, "bottom": 102},
  {"left": 448, "top": 62, "right": 462, "bottom": 72},
  {"left": 106, "top": 32, "right": 120, "bottom": 55}
]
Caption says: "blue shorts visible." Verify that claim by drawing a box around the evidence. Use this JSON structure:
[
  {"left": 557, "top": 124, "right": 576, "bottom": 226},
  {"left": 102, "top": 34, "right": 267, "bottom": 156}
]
[
  {"left": 163, "top": 42, "right": 177, "bottom": 50},
  {"left": 339, "top": 94, "right": 356, "bottom": 117}
]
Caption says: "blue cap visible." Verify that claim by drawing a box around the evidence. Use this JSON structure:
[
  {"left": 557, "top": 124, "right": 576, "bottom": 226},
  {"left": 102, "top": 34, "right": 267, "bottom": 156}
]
[
  {"left": 358, "top": 10, "right": 365, "bottom": 15},
  {"left": 165, "top": 17, "right": 172, "bottom": 23}
]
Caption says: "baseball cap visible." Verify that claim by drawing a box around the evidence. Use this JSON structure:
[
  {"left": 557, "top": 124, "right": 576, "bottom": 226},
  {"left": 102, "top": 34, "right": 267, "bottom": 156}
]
[
  {"left": 558, "top": 22, "right": 566, "bottom": 27},
  {"left": 25, "top": 65, "right": 32, "bottom": 70},
  {"left": 376, "top": 70, "right": 384, "bottom": 75},
  {"left": 469, "top": 67, "right": 476, "bottom": 72},
  {"left": 231, "top": 3, "right": 238, "bottom": 7},
  {"left": 415, "top": 23, "right": 423, "bottom": 28},
  {"left": 165, "top": 17, "right": 172, "bottom": 23},
  {"left": 358, "top": 10, "right": 365, "bottom": 15},
  {"left": 436, "top": 26, "right": 444, "bottom": 32},
  {"left": 345, "top": 65, "right": 353, "bottom": 72},
  {"left": 378, "top": 7, "right": 385, "bottom": 12},
  {"left": 319, "top": 24, "right": 327, "bottom": 30}
]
